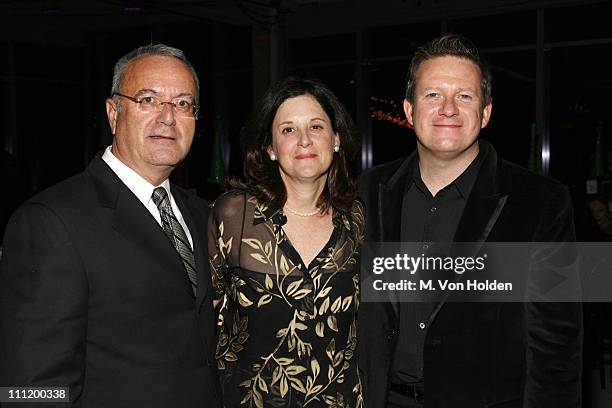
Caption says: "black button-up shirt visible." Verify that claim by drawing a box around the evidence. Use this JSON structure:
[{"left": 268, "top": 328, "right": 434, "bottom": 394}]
[{"left": 391, "top": 147, "right": 484, "bottom": 384}]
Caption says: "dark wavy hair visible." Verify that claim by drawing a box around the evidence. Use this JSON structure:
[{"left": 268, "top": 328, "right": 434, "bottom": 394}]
[
  {"left": 231, "top": 76, "right": 358, "bottom": 213},
  {"left": 405, "top": 33, "right": 492, "bottom": 108}
]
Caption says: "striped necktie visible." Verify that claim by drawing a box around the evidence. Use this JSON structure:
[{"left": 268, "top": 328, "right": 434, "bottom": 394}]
[{"left": 151, "top": 187, "right": 197, "bottom": 295}]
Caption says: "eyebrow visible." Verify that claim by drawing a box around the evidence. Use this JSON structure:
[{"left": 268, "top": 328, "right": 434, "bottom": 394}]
[
  {"left": 173, "top": 92, "right": 195, "bottom": 99},
  {"left": 422, "top": 86, "right": 476, "bottom": 92},
  {"left": 277, "top": 117, "right": 328, "bottom": 126},
  {"left": 133, "top": 89, "right": 159, "bottom": 97},
  {"left": 133, "top": 89, "right": 195, "bottom": 99}
]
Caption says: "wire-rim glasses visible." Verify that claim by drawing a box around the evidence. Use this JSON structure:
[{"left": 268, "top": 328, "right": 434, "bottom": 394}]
[{"left": 112, "top": 92, "right": 199, "bottom": 119}]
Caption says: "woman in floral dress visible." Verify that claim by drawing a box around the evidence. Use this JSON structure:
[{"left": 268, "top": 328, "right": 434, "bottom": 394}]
[{"left": 208, "top": 77, "right": 364, "bottom": 408}]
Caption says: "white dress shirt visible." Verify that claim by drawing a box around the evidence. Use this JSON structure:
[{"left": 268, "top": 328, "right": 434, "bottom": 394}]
[{"left": 102, "top": 146, "right": 193, "bottom": 248}]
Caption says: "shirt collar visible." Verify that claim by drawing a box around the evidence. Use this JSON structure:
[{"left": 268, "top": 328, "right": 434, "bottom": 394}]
[
  {"left": 410, "top": 142, "right": 486, "bottom": 199},
  {"left": 453, "top": 148, "right": 484, "bottom": 198},
  {"left": 101, "top": 145, "right": 171, "bottom": 207}
]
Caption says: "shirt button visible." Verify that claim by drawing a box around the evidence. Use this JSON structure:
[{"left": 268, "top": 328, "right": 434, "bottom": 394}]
[
  {"left": 430, "top": 206, "right": 437, "bottom": 213},
  {"left": 419, "top": 322, "right": 426, "bottom": 330}
]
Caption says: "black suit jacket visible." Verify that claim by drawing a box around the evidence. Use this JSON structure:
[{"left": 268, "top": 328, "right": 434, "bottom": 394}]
[
  {"left": 0, "top": 155, "right": 221, "bottom": 408},
  {"left": 358, "top": 141, "right": 582, "bottom": 408}
]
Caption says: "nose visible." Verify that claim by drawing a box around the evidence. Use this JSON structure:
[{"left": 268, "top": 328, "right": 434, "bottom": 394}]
[
  {"left": 438, "top": 96, "right": 459, "bottom": 117},
  {"left": 157, "top": 102, "right": 176, "bottom": 126},
  {"left": 297, "top": 128, "right": 313, "bottom": 147}
]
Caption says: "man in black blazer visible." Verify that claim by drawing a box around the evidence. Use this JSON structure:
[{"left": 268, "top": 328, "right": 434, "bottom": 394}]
[
  {"left": 0, "top": 44, "right": 220, "bottom": 407},
  {"left": 358, "top": 35, "right": 582, "bottom": 407}
]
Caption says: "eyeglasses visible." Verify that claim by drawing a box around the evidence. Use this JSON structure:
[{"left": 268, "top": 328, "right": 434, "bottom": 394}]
[{"left": 112, "top": 92, "right": 199, "bottom": 119}]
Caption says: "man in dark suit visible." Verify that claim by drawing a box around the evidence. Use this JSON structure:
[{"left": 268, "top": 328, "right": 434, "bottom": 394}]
[
  {"left": 0, "top": 44, "right": 220, "bottom": 407},
  {"left": 358, "top": 34, "right": 582, "bottom": 407}
]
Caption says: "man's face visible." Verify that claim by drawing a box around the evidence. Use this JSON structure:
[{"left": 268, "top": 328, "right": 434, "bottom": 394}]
[
  {"left": 106, "top": 55, "right": 197, "bottom": 184},
  {"left": 404, "top": 55, "right": 492, "bottom": 162}
]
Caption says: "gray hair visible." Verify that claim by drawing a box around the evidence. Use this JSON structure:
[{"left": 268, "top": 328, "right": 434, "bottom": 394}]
[{"left": 111, "top": 43, "right": 200, "bottom": 108}]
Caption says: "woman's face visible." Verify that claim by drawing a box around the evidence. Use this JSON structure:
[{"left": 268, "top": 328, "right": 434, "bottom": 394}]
[{"left": 268, "top": 94, "right": 340, "bottom": 183}]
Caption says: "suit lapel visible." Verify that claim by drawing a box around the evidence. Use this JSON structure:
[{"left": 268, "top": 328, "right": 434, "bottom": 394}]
[
  {"left": 87, "top": 155, "right": 195, "bottom": 299},
  {"left": 428, "top": 141, "right": 509, "bottom": 323},
  {"left": 378, "top": 152, "right": 417, "bottom": 318},
  {"left": 453, "top": 141, "right": 509, "bottom": 245},
  {"left": 114, "top": 189, "right": 196, "bottom": 297},
  {"left": 379, "top": 152, "right": 417, "bottom": 242}
]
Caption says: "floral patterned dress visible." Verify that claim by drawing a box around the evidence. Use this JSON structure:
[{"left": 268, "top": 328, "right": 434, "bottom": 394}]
[{"left": 208, "top": 191, "right": 365, "bottom": 408}]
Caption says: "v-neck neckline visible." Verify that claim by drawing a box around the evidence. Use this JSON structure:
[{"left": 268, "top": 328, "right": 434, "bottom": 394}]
[
  {"left": 279, "top": 224, "right": 341, "bottom": 273},
  {"left": 266, "top": 207, "right": 344, "bottom": 275}
]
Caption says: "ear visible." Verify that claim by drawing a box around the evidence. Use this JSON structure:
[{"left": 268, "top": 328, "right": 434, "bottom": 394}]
[
  {"left": 334, "top": 132, "right": 340, "bottom": 148},
  {"left": 266, "top": 145, "right": 274, "bottom": 157},
  {"left": 481, "top": 103, "right": 492, "bottom": 128},
  {"left": 403, "top": 99, "right": 415, "bottom": 128},
  {"left": 106, "top": 98, "right": 118, "bottom": 135}
]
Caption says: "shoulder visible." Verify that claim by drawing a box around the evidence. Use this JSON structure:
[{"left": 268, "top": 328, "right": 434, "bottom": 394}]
[
  {"left": 23, "top": 171, "right": 95, "bottom": 214},
  {"left": 359, "top": 156, "right": 407, "bottom": 184},
  {"left": 171, "top": 185, "right": 210, "bottom": 226},
  {"left": 500, "top": 160, "right": 570, "bottom": 202},
  {"left": 341, "top": 198, "right": 365, "bottom": 238},
  {"left": 358, "top": 155, "right": 413, "bottom": 201},
  {"left": 210, "top": 189, "right": 251, "bottom": 220},
  {"left": 174, "top": 184, "right": 209, "bottom": 205},
  {"left": 496, "top": 160, "right": 574, "bottom": 225},
  {"left": 5, "top": 172, "right": 95, "bottom": 241},
  {"left": 351, "top": 198, "right": 365, "bottom": 218},
  {"left": 172, "top": 184, "right": 209, "bottom": 210}
]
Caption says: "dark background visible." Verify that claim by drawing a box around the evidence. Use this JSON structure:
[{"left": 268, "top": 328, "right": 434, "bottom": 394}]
[
  {"left": 1, "top": 0, "right": 612, "bottom": 405},
  {"left": 2, "top": 1, "right": 612, "bottom": 201}
]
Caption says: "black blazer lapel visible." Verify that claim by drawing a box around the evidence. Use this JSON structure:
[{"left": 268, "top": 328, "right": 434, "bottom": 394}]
[
  {"left": 453, "top": 192, "right": 508, "bottom": 244},
  {"left": 429, "top": 141, "right": 510, "bottom": 322},
  {"left": 378, "top": 152, "right": 417, "bottom": 242},
  {"left": 114, "top": 189, "right": 195, "bottom": 297},
  {"left": 453, "top": 142, "right": 509, "bottom": 244},
  {"left": 87, "top": 156, "right": 195, "bottom": 299},
  {"left": 378, "top": 152, "right": 417, "bottom": 318}
]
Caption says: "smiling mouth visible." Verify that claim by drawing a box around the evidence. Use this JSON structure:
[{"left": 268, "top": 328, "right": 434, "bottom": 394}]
[{"left": 296, "top": 153, "right": 317, "bottom": 159}]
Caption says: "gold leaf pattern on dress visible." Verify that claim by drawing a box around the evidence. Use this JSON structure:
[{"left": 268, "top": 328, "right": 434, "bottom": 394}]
[{"left": 209, "top": 191, "right": 365, "bottom": 407}]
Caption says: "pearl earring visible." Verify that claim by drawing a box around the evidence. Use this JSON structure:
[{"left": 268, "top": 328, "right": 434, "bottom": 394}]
[
  {"left": 333, "top": 145, "right": 340, "bottom": 153},
  {"left": 270, "top": 153, "right": 277, "bottom": 161}
]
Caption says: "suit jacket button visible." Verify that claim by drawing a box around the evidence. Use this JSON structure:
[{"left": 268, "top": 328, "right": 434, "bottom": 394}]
[{"left": 386, "top": 329, "right": 397, "bottom": 341}]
